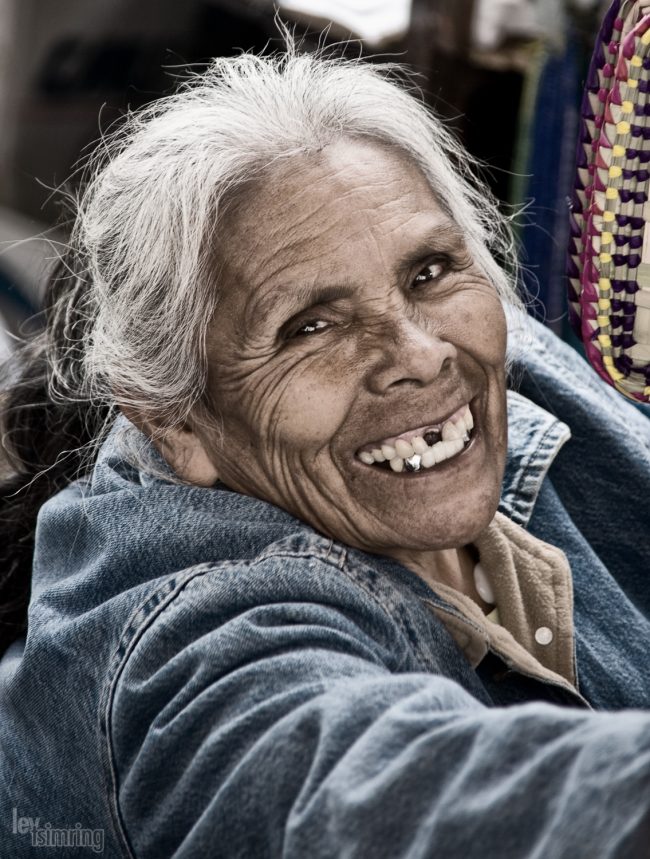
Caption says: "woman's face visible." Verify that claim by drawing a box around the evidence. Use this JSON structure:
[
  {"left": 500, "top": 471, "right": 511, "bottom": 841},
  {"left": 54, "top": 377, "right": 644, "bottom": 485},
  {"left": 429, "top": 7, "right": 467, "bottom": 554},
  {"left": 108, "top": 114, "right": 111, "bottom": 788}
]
[{"left": 199, "top": 139, "right": 508, "bottom": 553}]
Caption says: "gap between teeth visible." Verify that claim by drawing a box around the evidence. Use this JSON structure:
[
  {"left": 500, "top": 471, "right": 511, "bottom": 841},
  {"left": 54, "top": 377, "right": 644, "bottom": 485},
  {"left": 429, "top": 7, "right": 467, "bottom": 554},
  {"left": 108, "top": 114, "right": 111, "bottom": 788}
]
[{"left": 358, "top": 405, "right": 474, "bottom": 471}]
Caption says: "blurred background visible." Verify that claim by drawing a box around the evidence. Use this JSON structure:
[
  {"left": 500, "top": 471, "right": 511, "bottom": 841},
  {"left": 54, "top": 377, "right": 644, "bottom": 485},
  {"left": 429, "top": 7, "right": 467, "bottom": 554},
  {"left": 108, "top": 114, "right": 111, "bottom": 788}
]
[{"left": 0, "top": 0, "right": 611, "bottom": 359}]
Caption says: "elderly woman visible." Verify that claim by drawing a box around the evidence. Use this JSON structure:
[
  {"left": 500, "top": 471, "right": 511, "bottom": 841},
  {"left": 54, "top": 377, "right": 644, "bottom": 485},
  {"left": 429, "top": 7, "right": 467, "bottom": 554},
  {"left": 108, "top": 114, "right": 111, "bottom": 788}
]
[{"left": 1, "top": 48, "right": 649, "bottom": 858}]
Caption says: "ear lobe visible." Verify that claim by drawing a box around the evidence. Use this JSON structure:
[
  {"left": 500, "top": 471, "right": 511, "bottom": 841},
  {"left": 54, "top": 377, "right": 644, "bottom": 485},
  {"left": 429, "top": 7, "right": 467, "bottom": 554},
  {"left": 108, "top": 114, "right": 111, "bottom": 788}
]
[
  {"left": 155, "top": 427, "right": 219, "bottom": 487},
  {"left": 119, "top": 406, "right": 219, "bottom": 486}
]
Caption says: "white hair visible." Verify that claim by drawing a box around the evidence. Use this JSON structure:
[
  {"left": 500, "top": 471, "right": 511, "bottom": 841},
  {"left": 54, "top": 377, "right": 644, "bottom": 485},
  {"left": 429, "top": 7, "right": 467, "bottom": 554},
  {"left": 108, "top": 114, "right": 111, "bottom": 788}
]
[{"left": 51, "top": 45, "right": 524, "bottom": 468}]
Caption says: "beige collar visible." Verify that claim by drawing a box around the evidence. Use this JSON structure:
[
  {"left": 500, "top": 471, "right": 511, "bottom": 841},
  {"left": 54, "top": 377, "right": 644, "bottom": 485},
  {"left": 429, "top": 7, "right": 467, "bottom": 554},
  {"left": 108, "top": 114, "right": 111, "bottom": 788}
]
[{"left": 421, "top": 512, "right": 577, "bottom": 693}]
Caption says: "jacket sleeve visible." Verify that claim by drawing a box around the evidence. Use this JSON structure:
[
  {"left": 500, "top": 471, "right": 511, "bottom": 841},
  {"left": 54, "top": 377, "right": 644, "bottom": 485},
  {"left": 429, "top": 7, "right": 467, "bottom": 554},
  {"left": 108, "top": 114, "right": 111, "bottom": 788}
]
[{"left": 108, "top": 556, "right": 650, "bottom": 859}]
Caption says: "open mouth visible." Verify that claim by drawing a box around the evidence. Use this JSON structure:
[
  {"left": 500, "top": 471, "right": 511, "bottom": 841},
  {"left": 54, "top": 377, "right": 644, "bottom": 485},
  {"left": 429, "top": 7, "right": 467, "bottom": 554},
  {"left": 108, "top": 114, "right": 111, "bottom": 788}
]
[{"left": 355, "top": 403, "right": 474, "bottom": 474}]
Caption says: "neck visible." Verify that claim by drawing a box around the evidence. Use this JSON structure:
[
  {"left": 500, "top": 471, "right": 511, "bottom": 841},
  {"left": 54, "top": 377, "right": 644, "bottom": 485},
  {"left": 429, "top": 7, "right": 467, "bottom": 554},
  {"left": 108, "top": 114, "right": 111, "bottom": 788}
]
[{"left": 387, "top": 543, "right": 493, "bottom": 613}]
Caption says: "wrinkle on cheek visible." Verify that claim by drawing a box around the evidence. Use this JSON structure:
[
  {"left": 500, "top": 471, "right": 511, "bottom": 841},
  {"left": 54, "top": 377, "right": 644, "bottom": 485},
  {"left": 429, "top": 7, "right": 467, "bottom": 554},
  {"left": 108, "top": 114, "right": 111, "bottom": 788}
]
[{"left": 271, "top": 353, "right": 352, "bottom": 448}]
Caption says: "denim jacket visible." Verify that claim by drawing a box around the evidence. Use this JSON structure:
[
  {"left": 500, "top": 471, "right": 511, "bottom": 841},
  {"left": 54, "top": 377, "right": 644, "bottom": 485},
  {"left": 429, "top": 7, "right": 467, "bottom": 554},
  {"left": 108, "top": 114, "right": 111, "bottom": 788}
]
[{"left": 1, "top": 317, "right": 650, "bottom": 858}]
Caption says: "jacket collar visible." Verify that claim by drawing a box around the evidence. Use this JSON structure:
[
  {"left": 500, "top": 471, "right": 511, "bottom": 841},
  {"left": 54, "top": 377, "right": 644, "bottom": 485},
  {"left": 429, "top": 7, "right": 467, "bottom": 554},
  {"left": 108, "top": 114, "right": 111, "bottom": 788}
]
[{"left": 500, "top": 390, "right": 571, "bottom": 527}]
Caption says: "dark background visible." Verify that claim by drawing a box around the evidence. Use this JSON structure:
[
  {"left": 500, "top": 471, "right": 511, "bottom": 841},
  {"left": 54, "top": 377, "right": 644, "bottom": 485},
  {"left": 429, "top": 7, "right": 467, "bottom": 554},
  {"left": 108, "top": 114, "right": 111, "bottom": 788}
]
[{"left": 0, "top": 0, "right": 609, "bottom": 353}]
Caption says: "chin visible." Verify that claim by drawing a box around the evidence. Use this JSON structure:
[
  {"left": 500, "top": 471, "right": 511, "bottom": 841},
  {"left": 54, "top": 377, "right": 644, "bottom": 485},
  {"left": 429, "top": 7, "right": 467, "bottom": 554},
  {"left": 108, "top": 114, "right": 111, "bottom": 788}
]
[{"left": 386, "top": 495, "right": 499, "bottom": 552}]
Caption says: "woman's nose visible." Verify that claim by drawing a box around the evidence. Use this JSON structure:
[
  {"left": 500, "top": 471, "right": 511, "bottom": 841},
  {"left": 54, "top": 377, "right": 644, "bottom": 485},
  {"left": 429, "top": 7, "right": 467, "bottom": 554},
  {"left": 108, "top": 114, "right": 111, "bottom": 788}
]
[{"left": 365, "top": 315, "right": 458, "bottom": 395}]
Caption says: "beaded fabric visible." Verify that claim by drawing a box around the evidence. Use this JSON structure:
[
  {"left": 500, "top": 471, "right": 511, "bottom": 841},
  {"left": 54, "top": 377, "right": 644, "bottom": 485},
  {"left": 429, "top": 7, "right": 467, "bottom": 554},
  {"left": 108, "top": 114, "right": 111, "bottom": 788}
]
[{"left": 569, "top": 0, "right": 650, "bottom": 403}]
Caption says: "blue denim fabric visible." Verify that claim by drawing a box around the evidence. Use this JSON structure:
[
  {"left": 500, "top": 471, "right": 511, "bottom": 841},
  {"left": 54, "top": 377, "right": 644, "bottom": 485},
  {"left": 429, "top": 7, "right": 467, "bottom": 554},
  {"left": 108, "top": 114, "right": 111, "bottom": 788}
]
[{"left": 1, "top": 316, "right": 649, "bottom": 858}]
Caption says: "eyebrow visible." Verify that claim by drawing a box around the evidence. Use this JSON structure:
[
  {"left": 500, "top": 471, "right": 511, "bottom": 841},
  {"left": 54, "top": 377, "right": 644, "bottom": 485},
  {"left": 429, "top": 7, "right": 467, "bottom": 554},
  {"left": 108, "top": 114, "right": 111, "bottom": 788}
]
[{"left": 249, "top": 223, "right": 468, "bottom": 328}]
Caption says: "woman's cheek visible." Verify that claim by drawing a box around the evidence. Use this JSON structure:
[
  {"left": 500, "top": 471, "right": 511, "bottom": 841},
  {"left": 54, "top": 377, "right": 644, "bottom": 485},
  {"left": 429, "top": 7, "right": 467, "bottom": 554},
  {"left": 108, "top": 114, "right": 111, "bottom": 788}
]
[
  {"left": 267, "top": 349, "right": 356, "bottom": 449},
  {"left": 448, "top": 288, "right": 507, "bottom": 365}
]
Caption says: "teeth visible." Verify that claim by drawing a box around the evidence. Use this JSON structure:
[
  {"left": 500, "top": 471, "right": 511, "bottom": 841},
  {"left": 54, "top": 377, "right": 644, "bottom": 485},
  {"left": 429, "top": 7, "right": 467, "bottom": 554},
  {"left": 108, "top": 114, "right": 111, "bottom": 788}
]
[
  {"left": 357, "top": 404, "right": 475, "bottom": 470},
  {"left": 420, "top": 446, "right": 438, "bottom": 468},
  {"left": 436, "top": 438, "right": 464, "bottom": 460},
  {"left": 441, "top": 420, "right": 464, "bottom": 441},
  {"left": 411, "top": 436, "right": 428, "bottom": 455},
  {"left": 404, "top": 454, "right": 421, "bottom": 472},
  {"left": 394, "top": 439, "right": 415, "bottom": 459},
  {"left": 381, "top": 443, "right": 396, "bottom": 460}
]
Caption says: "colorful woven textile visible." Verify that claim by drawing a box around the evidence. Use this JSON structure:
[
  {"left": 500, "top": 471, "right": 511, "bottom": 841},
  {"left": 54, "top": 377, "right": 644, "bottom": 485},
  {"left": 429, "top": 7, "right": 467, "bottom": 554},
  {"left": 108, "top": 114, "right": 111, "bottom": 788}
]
[{"left": 569, "top": 0, "right": 650, "bottom": 403}]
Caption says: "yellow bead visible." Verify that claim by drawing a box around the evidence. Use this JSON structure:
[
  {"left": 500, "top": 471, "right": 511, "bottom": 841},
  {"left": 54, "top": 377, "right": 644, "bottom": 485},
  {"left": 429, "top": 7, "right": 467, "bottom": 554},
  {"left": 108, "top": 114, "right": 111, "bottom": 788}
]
[
  {"left": 612, "top": 144, "right": 626, "bottom": 157},
  {"left": 599, "top": 277, "right": 612, "bottom": 290},
  {"left": 598, "top": 334, "right": 612, "bottom": 346},
  {"left": 598, "top": 297, "right": 611, "bottom": 309},
  {"left": 599, "top": 252, "right": 613, "bottom": 263},
  {"left": 631, "top": 54, "right": 643, "bottom": 67},
  {"left": 610, "top": 370, "right": 624, "bottom": 381},
  {"left": 622, "top": 100, "right": 634, "bottom": 113},
  {"left": 606, "top": 187, "right": 619, "bottom": 200},
  {"left": 642, "top": 30, "right": 650, "bottom": 45},
  {"left": 627, "top": 78, "right": 638, "bottom": 88},
  {"left": 616, "top": 121, "right": 631, "bottom": 134},
  {"left": 609, "top": 165, "right": 622, "bottom": 178},
  {"left": 597, "top": 314, "right": 610, "bottom": 326},
  {"left": 601, "top": 231, "right": 613, "bottom": 245},
  {"left": 603, "top": 355, "right": 614, "bottom": 366},
  {"left": 644, "top": 385, "right": 650, "bottom": 396},
  {"left": 603, "top": 210, "right": 615, "bottom": 222}
]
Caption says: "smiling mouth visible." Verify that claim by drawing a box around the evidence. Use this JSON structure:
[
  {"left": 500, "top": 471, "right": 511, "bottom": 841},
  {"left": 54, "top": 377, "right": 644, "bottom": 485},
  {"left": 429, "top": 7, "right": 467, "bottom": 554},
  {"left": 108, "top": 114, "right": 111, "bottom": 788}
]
[{"left": 355, "top": 403, "right": 474, "bottom": 474}]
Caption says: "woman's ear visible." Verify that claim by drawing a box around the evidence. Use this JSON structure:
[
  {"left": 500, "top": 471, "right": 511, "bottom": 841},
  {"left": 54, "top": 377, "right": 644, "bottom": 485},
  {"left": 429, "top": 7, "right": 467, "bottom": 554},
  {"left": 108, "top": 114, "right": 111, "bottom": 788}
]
[
  {"left": 155, "top": 427, "right": 219, "bottom": 486},
  {"left": 119, "top": 407, "right": 219, "bottom": 486}
]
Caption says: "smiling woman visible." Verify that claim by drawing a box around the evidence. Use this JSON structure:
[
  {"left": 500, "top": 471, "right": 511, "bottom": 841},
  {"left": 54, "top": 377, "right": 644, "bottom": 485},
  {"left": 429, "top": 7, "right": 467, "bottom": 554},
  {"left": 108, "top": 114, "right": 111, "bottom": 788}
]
[
  {"left": 1, "top": 44, "right": 650, "bottom": 859},
  {"left": 190, "top": 140, "right": 509, "bottom": 574}
]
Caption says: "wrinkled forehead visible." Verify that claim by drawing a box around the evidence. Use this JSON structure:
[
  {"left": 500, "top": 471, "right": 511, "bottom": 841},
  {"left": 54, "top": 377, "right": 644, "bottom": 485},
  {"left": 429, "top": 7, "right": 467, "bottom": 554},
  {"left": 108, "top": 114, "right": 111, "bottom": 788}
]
[{"left": 214, "top": 137, "right": 462, "bottom": 299}]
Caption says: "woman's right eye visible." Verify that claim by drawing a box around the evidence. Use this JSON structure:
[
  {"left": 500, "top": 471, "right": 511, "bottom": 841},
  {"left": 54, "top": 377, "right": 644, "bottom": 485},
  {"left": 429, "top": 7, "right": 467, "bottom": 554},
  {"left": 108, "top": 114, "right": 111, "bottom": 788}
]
[{"left": 290, "top": 319, "right": 330, "bottom": 338}]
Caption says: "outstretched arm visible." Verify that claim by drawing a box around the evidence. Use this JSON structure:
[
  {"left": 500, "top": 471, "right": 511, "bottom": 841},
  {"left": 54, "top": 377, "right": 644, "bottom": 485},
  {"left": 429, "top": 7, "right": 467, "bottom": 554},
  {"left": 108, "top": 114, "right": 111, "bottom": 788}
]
[{"left": 107, "top": 557, "right": 650, "bottom": 859}]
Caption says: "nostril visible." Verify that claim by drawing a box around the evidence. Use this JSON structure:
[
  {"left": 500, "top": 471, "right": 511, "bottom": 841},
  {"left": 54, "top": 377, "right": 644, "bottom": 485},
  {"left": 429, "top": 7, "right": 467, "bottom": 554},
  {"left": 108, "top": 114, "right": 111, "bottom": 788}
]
[
  {"left": 388, "top": 376, "right": 427, "bottom": 389},
  {"left": 365, "top": 323, "right": 457, "bottom": 395}
]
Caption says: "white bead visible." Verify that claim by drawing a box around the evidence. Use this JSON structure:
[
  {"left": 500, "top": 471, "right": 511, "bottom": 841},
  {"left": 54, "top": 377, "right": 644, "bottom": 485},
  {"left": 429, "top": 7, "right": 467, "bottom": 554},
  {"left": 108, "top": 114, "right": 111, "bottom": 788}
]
[
  {"left": 535, "top": 626, "right": 553, "bottom": 646},
  {"left": 473, "top": 562, "right": 495, "bottom": 604}
]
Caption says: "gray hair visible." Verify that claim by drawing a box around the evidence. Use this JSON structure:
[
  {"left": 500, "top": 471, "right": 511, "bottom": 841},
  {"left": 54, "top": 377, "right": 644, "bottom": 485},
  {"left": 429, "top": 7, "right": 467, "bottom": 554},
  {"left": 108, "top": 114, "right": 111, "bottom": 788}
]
[{"left": 52, "top": 45, "right": 524, "bottom": 471}]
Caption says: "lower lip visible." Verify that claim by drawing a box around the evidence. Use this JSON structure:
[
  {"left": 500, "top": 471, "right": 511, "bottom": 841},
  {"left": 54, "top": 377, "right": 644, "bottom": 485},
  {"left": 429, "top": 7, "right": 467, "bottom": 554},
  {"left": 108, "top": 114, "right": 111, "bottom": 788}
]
[{"left": 354, "top": 397, "right": 482, "bottom": 480}]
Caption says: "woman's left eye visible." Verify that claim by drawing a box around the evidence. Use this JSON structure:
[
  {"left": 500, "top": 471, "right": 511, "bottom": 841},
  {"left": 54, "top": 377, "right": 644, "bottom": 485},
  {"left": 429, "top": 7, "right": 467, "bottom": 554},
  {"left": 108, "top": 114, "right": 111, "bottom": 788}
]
[{"left": 412, "top": 260, "right": 447, "bottom": 287}]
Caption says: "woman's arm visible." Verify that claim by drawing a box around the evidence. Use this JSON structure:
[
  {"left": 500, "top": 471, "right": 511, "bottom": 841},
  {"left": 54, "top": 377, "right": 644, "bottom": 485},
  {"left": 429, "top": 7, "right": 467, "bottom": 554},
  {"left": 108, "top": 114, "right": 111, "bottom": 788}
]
[{"left": 107, "top": 555, "right": 650, "bottom": 859}]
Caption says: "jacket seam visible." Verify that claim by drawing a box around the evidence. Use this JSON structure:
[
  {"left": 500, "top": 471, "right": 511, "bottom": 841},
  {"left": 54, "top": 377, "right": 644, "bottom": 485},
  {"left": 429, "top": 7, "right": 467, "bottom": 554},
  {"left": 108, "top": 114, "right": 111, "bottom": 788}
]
[
  {"left": 101, "top": 548, "right": 429, "bottom": 856},
  {"left": 251, "top": 546, "right": 432, "bottom": 673},
  {"left": 100, "top": 560, "right": 241, "bottom": 859}
]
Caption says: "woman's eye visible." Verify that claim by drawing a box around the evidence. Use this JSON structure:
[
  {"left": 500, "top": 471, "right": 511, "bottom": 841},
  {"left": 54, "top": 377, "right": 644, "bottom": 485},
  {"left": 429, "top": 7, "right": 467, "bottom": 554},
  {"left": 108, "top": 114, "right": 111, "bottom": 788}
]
[
  {"left": 412, "top": 260, "right": 447, "bottom": 287},
  {"left": 291, "top": 319, "right": 330, "bottom": 338}
]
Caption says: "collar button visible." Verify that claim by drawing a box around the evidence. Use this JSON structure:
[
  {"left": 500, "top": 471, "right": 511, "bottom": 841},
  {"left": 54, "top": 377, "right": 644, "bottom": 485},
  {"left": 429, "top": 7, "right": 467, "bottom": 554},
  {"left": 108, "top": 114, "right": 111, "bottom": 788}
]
[{"left": 535, "top": 626, "right": 553, "bottom": 645}]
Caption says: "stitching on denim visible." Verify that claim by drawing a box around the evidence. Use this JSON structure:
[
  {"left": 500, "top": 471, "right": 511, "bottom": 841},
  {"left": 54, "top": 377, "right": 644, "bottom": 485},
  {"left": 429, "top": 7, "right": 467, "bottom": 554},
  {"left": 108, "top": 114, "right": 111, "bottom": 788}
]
[
  {"left": 503, "top": 418, "right": 571, "bottom": 527},
  {"left": 100, "top": 560, "right": 240, "bottom": 859},
  {"left": 102, "top": 544, "right": 433, "bottom": 855},
  {"left": 254, "top": 541, "right": 440, "bottom": 672},
  {"left": 339, "top": 558, "right": 451, "bottom": 673}
]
